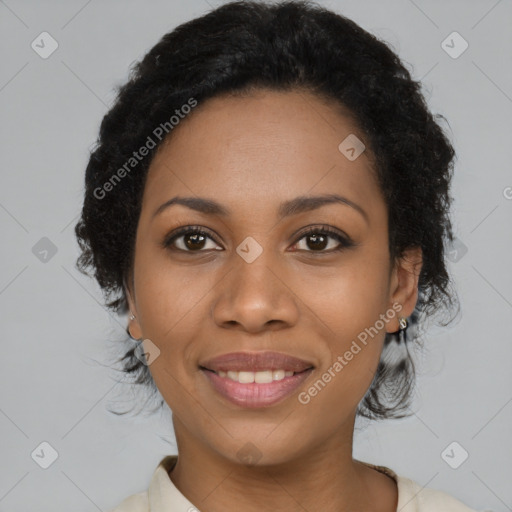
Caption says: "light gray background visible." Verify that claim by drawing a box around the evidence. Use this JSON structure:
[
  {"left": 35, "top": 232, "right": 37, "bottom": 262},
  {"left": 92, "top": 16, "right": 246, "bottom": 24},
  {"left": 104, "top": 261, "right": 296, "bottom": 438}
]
[{"left": 1, "top": 0, "right": 511, "bottom": 511}]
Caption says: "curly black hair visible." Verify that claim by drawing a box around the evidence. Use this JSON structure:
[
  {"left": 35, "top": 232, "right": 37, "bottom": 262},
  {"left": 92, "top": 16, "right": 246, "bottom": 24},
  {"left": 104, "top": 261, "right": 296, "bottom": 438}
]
[{"left": 75, "top": 0, "right": 459, "bottom": 421}]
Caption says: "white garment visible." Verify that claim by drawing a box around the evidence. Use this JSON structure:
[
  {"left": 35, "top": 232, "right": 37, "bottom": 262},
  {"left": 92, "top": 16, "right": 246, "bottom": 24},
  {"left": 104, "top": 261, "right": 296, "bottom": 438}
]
[{"left": 108, "top": 455, "right": 479, "bottom": 511}]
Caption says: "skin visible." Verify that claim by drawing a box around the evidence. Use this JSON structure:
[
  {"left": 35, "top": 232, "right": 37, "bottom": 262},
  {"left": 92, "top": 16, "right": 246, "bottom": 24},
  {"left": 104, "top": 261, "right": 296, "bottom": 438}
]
[{"left": 125, "top": 88, "right": 423, "bottom": 512}]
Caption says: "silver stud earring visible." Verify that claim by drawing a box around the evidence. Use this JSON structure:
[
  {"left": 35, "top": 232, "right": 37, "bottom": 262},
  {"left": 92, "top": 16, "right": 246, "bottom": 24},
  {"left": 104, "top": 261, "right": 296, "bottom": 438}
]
[
  {"left": 398, "top": 316, "right": 408, "bottom": 330},
  {"left": 129, "top": 313, "right": 136, "bottom": 321}
]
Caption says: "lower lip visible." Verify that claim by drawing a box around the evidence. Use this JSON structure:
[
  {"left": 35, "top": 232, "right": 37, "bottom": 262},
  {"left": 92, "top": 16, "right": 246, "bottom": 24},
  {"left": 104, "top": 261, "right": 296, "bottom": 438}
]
[{"left": 200, "top": 368, "right": 314, "bottom": 408}]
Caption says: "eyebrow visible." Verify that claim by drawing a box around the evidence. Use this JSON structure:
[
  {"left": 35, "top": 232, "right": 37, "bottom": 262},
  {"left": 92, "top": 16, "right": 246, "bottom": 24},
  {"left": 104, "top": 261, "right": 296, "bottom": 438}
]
[{"left": 152, "top": 193, "right": 368, "bottom": 223}]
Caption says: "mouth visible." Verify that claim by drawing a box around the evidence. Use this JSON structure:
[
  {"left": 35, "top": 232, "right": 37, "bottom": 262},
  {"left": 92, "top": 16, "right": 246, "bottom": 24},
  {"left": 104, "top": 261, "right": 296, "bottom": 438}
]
[
  {"left": 199, "top": 365, "right": 314, "bottom": 408},
  {"left": 198, "top": 351, "right": 315, "bottom": 408}
]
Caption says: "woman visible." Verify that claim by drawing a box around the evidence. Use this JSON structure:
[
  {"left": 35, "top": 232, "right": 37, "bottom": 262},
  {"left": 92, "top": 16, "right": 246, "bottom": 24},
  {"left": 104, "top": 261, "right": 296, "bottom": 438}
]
[{"left": 75, "top": 1, "right": 479, "bottom": 510}]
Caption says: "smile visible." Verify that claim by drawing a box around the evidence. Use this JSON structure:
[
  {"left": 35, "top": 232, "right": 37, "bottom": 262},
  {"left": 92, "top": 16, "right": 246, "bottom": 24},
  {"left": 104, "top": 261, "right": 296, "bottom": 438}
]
[
  {"left": 213, "top": 369, "right": 296, "bottom": 383},
  {"left": 200, "top": 367, "right": 314, "bottom": 408}
]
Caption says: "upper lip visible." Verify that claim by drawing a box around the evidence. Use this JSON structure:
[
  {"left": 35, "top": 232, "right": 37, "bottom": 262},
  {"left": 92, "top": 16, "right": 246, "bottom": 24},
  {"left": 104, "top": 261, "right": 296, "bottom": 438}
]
[{"left": 199, "top": 351, "right": 315, "bottom": 373}]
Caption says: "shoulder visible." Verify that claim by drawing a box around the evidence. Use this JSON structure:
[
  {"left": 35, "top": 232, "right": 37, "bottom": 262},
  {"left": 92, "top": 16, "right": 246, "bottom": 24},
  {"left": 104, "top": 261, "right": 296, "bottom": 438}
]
[
  {"left": 396, "top": 474, "right": 479, "bottom": 512},
  {"left": 359, "top": 460, "right": 479, "bottom": 512},
  {"left": 105, "top": 454, "right": 180, "bottom": 512},
  {"left": 106, "top": 490, "right": 149, "bottom": 512}
]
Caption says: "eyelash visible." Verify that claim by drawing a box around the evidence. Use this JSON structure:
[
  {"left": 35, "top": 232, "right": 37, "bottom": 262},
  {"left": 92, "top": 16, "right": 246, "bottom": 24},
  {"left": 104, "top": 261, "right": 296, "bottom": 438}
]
[{"left": 162, "top": 224, "right": 355, "bottom": 254}]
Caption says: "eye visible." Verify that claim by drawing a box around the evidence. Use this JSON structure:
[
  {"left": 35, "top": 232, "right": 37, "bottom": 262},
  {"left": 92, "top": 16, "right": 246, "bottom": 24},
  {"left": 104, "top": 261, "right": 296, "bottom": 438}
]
[
  {"left": 162, "top": 226, "right": 222, "bottom": 252},
  {"left": 291, "top": 225, "right": 354, "bottom": 253},
  {"left": 162, "top": 224, "right": 355, "bottom": 254}
]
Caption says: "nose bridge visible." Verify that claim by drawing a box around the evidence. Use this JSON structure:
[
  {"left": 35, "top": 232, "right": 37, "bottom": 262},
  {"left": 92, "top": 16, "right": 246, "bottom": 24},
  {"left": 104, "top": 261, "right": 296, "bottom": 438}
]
[
  {"left": 211, "top": 238, "right": 298, "bottom": 331},
  {"left": 228, "top": 240, "right": 279, "bottom": 308}
]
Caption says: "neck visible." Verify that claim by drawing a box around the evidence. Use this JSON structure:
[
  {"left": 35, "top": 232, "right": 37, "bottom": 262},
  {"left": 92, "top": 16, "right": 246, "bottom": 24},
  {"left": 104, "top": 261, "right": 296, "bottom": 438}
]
[{"left": 168, "top": 414, "right": 397, "bottom": 512}]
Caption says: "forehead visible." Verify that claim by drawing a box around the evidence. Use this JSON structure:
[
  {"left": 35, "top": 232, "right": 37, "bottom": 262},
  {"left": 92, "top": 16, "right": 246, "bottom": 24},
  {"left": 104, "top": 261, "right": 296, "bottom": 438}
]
[{"left": 142, "top": 89, "right": 384, "bottom": 222}]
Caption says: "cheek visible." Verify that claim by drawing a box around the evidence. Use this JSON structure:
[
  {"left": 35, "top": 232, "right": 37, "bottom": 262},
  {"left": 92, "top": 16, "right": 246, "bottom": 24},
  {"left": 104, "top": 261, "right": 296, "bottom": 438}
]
[
  {"left": 134, "top": 247, "right": 216, "bottom": 337},
  {"left": 131, "top": 256, "right": 215, "bottom": 402},
  {"left": 291, "top": 256, "right": 390, "bottom": 406},
  {"left": 297, "top": 297, "right": 386, "bottom": 419},
  {"left": 292, "top": 250, "right": 391, "bottom": 336}
]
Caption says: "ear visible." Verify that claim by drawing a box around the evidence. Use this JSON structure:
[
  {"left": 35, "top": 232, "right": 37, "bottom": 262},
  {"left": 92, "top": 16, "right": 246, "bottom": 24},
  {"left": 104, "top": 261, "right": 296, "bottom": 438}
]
[
  {"left": 124, "top": 276, "right": 143, "bottom": 340},
  {"left": 387, "top": 246, "right": 423, "bottom": 333}
]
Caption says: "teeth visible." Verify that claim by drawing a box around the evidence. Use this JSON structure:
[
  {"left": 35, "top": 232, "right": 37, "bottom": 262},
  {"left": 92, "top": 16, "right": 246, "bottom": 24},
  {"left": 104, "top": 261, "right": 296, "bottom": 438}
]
[{"left": 216, "top": 369, "right": 296, "bottom": 383}]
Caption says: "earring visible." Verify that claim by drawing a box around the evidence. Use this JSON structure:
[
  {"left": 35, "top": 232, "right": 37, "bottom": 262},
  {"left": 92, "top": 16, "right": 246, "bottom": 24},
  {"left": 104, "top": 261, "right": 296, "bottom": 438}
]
[
  {"left": 129, "top": 313, "right": 136, "bottom": 320},
  {"left": 387, "top": 308, "right": 409, "bottom": 344}
]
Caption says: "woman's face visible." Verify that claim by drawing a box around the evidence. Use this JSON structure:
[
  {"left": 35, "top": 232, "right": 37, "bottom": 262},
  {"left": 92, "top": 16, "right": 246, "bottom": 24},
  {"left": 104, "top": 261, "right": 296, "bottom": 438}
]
[{"left": 126, "top": 89, "right": 421, "bottom": 465}]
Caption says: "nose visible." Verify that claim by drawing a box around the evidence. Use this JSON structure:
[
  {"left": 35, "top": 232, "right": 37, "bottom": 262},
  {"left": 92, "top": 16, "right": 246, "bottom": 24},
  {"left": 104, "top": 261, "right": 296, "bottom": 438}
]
[{"left": 211, "top": 249, "right": 300, "bottom": 334}]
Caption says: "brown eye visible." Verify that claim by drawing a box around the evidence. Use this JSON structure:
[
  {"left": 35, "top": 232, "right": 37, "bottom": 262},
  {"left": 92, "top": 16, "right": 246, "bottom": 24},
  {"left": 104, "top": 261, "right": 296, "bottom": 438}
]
[
  {"left": 303, "top": 233, "right": 329, "bottom": 251},
  {"left": 163, "top": 227, "right": 222, "bottom": 252},
  {"left": 182, "top": 232, "right": 208, "bottom": 250},
  {"left": 293, "top": 226, "right": 354, "bottom": 253}
]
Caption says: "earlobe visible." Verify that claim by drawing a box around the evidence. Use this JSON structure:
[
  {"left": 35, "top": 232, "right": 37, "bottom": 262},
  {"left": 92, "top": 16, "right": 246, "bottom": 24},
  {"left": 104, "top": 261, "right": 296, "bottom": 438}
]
[
  {"left": 388, "top": 246, "right": 423, "bottom": 331},
  {"left": 128, "top": 318, "right": 142, "bottom": 340},
  {"left": 127, "top": 311, "right": 142, "bottom": 340}
]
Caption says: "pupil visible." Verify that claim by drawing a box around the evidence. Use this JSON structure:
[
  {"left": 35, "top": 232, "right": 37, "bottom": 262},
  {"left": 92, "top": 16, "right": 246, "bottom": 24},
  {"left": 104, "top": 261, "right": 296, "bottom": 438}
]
[
  {"left": 186, "top": 233, "right": 206, "bottom": 250},
  {"left": 308, "top": 234, "right": 327, "bottom": 250}
]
